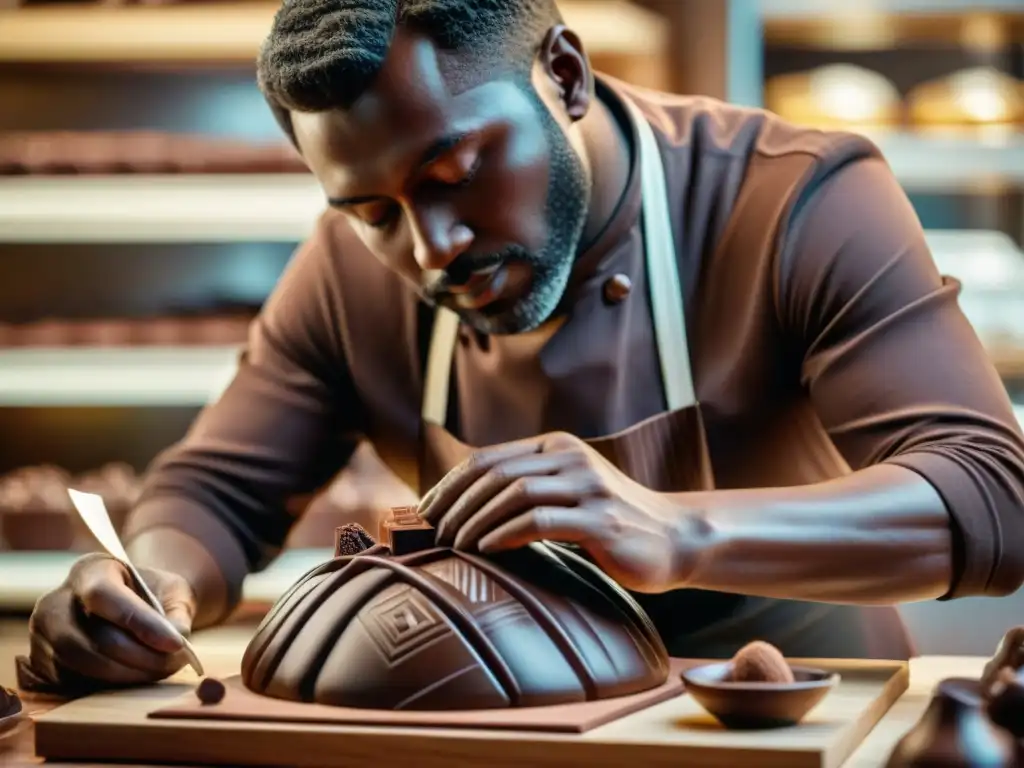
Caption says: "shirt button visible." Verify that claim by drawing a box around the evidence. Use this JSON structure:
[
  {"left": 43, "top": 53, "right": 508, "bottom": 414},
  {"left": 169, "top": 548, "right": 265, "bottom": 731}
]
[{"left": 602, "top": 273, "right": 633, "bottom": 305}]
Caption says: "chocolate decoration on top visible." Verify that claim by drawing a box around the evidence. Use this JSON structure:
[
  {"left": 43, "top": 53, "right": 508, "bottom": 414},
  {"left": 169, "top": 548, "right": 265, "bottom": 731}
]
[
  {"left": 379, "top": 506, "right": 436, "bottom": 555},
  {"left": 333, "top": 523, "right": 376, "bottom": 557},
  {"left": 241, "top": 538, "right": 669, "bottom": 711}
]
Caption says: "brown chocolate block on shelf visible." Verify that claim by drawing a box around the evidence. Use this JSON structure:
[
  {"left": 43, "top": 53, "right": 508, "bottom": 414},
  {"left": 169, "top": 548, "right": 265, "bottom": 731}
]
[
  {"left": 0, "top": 466, "right": 76, "bottom": 552},
  {"left": 378, "top": 505, "right": 435, "bottom": 555}
]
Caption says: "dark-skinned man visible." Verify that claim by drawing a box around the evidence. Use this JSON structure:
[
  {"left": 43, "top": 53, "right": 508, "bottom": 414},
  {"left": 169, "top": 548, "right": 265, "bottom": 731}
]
[{"left": 23, "top": 0, "right": 1024, "bottom": 692}]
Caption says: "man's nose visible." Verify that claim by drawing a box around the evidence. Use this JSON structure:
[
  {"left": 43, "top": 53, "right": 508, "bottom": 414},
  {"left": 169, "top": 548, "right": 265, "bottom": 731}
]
[{"left": 409, "top": 206, "right": 473, "bottom": 271}]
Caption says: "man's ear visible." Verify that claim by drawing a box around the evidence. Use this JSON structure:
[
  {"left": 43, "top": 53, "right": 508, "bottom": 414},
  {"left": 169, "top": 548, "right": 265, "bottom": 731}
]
[{"left": 538, "top": 25, "right": 592, "bottom": 121}]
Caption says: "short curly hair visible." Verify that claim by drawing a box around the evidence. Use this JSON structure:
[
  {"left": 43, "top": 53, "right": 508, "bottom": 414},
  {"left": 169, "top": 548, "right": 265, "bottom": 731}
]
[{"left": 257, "top": 0, "right": 563, "bottom": 119}]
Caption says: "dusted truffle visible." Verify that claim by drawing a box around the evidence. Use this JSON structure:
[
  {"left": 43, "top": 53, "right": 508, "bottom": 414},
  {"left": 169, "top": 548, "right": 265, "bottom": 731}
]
[
  {"left": 728, "top": 641, "right": 795, "bottom": 684},
  {"left": 333, "top": 523, "right": 376, "bottom": 557}
]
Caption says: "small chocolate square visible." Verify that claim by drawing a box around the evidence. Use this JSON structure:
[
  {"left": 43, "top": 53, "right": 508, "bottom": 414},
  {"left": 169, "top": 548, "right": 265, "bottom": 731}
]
[{"left": 380, "top": 506, "right": 436, "bottom": 555}]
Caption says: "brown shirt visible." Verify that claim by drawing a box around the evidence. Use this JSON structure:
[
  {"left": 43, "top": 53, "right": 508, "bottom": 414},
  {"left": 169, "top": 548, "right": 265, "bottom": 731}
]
[{"left": 125, "top": 76, "right": 1024, "bottom": 652}]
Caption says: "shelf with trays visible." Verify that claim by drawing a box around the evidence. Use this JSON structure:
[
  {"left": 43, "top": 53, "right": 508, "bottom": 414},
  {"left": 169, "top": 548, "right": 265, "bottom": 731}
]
[
  {"left": 0, "top": 345, "right": 241, "bottom": 406},
  {"left": 759, "top": 0, "right": 1024, "bottom": 48},
  {"left": 0, "top": 0, "right": 667, "bottom": 64},
  {"left": 2, "top": 132, "right": 1018, "bottom": 245},
  {"left": 873, "top": 132, "right": 1024, "bottom": 191},
  {"left": 0, "top": 174, "right": 324, "bottom": 244}
]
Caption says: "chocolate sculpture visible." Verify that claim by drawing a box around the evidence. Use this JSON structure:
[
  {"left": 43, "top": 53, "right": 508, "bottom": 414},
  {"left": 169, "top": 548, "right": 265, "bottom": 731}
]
[
  {"left": 886, "top": 626, "right": 1024, "bottom": 767},
  {"left": 885, "top": 679, "right": 1017, "bottom": 768},
  {"left": 241, "top": 509, "right": 670, "bottom": 710}
]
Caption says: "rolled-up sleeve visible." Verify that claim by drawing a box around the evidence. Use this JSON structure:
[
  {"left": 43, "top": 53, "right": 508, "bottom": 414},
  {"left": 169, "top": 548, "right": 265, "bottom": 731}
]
[{"left": 778, "top": 155, "right": 1024, "bottom": 599}]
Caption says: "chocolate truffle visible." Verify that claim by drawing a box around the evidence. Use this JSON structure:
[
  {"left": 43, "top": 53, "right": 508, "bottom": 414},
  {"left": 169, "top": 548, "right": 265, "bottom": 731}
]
[
  {"left": 729, "top": 641, "right": 795, "bottom": 684},
  {"left": 334, "top": 523, "right": 376, "bottom": 557},
  {"left": 195, "top": 677, "right": 226, "bottom": 705},
  {"left": 242, "top": 541, "right": 669, "bottom": 710}
]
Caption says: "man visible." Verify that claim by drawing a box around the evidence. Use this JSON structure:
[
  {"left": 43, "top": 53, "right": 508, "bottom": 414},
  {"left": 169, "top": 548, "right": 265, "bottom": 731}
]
[{"left": 23, "top": 0, "right": 1024, "bottom": 691}]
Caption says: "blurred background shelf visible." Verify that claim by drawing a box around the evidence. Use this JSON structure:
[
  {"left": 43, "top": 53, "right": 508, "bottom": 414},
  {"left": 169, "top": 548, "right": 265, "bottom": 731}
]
[
  {"left": 876, "top": 133, "right": 1024, "bottom": 190},
  {"left": 760, "top": 0, "right": 1024, "bottom": 14},
  {"left": 760, "top": 0, "right": 1024, "bottom": 49},
  {"left": 0, "top": 0, "right": 667, "bottom": 64},
  {"left": 0, "top": 346, "right": 240, "bottom": 406},
  {"left": 0, "top": 134, "right": 1017, "bottom": 243},
  {"left": 0, "top": 175, "right": 323, "bottom": 243}
]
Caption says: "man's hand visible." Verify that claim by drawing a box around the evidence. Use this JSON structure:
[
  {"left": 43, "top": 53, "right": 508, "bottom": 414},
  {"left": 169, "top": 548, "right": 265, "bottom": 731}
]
[
  {"left": 25, "top": 553, "right": 196, "bottom": 691},
  {"left": 981, "top": 626, "right": 1024, "bottom": 699},
  {"left": 418, "top": 432, "right": 698, "bottom": 593}
]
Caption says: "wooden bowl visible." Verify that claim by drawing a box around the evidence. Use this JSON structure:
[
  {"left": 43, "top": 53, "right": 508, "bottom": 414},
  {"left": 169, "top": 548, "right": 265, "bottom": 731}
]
[{"left": 681, "top": 662, "right": 839, "bottom": 730}]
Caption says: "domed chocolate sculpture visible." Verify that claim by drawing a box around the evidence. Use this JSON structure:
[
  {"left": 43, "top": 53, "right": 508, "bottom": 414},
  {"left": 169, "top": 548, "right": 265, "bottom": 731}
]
[{"left": 242, "top": 511, "right": 670, "bottom": 710}]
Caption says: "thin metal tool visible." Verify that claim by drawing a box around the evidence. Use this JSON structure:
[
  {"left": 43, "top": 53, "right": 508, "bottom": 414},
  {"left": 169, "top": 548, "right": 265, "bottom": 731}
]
[{"left": 67, "top": 488, "right": 205, "bottom": 677}]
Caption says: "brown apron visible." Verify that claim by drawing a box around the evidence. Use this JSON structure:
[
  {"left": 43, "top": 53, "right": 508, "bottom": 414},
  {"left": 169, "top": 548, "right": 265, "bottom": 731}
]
[{"left": 414, "top": 96, "right": 912, "bottom": 660}]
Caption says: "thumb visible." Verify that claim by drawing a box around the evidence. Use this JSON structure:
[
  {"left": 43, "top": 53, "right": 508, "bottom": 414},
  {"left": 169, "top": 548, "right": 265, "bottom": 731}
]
[{"left": 160, "top": 578, "right": 197, "bottom": 638}]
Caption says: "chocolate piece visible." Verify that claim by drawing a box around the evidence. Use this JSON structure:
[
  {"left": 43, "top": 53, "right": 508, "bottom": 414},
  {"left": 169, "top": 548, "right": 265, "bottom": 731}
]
[
  {"left": 886, "top": 678, "right": 1016, "bottom": 767},
  {"left": 196, "top": 677, "right": 226, "bottom": 705},
  {"left": 241, "top": 541, "right": 669, "bottom": 710},
  {"left": 379, "top": 505, "right": 436, "bottom": 555},
  {"left": 728, "top": 641, "right": 795, "bottom": 684},
  {"left": 333, "top": 523, "right": 376, "bottom": 557}
]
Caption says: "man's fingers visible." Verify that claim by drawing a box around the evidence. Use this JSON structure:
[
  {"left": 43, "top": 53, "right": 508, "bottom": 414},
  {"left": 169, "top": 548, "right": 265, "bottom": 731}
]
[
  {"left": 419, "top": 439, "right": 542, "bottom": 524},
  {"left": 75, "top": 565, "right": 185, "bottom": 653},
  {"left": 435, "top": 452, "right": 589, "bottom": 544},
  {"left": 88, "top": 617, "right": 187, "bottom": 677},
  {"left": 30, "top": 600, "right": 171, "bottom": 686},
  {"left": 476, "top": 506, "right": 599, "bottom": 553},
  {"left": 450, "top": 471, "right": 605, "bottom": 550},
  {"left": 47, "top": 619, "right": 164, "bottom": 686},
  {"left": 156, "top": 575, "right": 197, "bottom": 637}
]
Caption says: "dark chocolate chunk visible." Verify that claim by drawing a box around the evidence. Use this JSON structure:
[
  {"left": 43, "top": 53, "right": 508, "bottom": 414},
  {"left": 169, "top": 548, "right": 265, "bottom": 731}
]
[
  {"left": 333, "top": 523, "right": 376, "bottom": 557},
  {"left": 380, "top": 505, "right": 436, "bottom": 555},
  {"left": 195, "top": 677, "right": 226, "bottom": 705}
]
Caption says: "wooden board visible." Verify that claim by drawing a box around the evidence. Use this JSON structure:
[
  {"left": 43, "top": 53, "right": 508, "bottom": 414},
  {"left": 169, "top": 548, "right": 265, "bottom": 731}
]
[
  {"left": 33, "top": 659, "right": 908, "bottom": 768},
  {"left": 152, "top": 665, "right": 686, "bottom": 735}
]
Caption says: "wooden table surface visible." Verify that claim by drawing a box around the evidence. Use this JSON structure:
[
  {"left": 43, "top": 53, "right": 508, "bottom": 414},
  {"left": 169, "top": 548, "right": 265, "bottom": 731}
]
[{"left": 0, "top": 617, "right": 990, "bottom": 767}]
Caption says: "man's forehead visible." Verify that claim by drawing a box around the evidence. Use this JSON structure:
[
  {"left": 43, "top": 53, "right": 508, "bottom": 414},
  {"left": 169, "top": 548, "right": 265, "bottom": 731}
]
[{"left": 292, "top": 30, "right": 491, "bottom": 162}]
